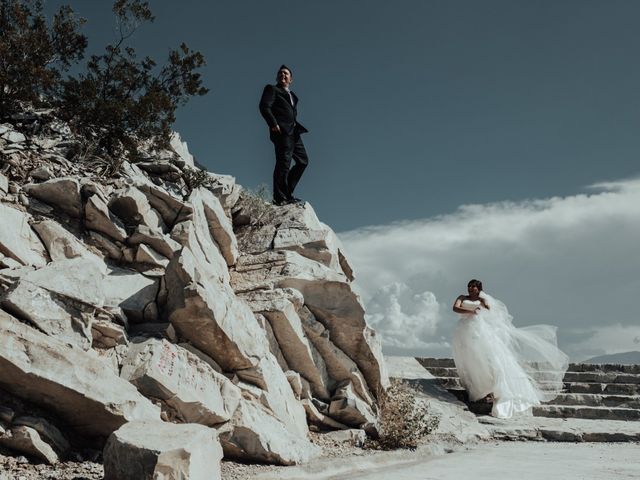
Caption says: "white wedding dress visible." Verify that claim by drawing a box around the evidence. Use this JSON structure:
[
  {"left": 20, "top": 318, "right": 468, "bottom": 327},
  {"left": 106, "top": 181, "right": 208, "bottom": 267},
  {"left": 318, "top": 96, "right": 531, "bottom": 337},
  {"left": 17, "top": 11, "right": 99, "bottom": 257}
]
[{"left": 452, "top": 292, "right": 569, "bottom": 418}]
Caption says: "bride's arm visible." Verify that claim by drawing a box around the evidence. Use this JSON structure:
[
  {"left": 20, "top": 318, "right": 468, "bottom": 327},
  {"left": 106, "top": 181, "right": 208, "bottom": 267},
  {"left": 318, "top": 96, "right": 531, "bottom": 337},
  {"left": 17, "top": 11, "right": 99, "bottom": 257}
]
[{"left": 452, "top": 295, "right": 469, "bottom": 314}]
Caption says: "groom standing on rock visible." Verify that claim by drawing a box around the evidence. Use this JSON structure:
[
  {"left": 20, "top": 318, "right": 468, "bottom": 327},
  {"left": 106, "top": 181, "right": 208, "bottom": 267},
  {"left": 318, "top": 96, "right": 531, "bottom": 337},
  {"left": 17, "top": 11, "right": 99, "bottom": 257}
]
[{"left": 259, "top": 65, "right": 309, "bottom": 206}]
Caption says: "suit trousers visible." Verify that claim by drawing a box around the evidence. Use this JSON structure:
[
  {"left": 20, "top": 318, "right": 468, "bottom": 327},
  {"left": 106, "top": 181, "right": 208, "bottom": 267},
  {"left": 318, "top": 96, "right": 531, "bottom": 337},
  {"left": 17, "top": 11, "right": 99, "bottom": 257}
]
[{"left": 271, "top": 132, "right": 308, "bottom": 202}]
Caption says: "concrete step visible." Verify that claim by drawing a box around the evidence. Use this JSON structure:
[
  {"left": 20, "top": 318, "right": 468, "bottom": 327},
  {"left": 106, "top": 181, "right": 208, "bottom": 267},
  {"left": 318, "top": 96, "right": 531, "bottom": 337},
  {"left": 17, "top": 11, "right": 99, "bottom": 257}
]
[
  {"left": 532, "top": 404, "right": 640, "bottom": 421},
  {"left": 416, "top": 357, "right": 455, "bottom": 368},
  {"left": 563, "top": 371, "right": 640, "bottom": 384},
  {"left": 420, "top": 366, "right": 640, "bottom": 387},
  {"left": 479, "top": 416, "right": 640, "bottom": 442},
  {"left": 546, "top": 393, "right": 640, "bottom": 409},
  {"left": 569, "top": 363, "right": 640, "bottom": 374},
  {"left": 564, "top": 382, "right": 640, "bottom": 395}
]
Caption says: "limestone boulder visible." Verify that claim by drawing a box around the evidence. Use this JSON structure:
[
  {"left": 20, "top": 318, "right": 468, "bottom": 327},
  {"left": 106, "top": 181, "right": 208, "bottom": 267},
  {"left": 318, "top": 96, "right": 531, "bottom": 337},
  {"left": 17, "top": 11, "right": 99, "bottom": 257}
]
[
  {"left": 0, "top": 311, "right": 160, "bottom": 437},
  {"left": 102, "top": 267, "right": 159, "bottom": 323},
  {"left": 189, "top": 187, "right": 239, "bottom": 266},
  {"left": 329, "top": 382, "right": 377, "bottom": 428},
  {"left": 299, "top": 306, "right": 374, "bottom": 405},
  {"left": 208, "top": 173, "right": 240, "bottom": 212},
  {"left": 285, "top": 280, "right": 389, "bottom": 397},
  {"left": 138, "top": 183, "right": 193, "bottom": 228},
  {"left": 92, "top": 320, "right": 128, "bottom": 349},
  {"left": 0, "top": 425, "right": 58, "bottom": 464},
  {"left": 236, "top": 353, "right": 308, "bottom": 438},
  {"left": 120, "top": 339, "right": 241, "bottom": 426},
  {"left": 230, "top": 250, "right": 345, "bottom": 293},
  {"left": 109, "top": 186, "right": 165, "bottom": 231},
  {"left": 0, "top": 173, "right": 9, "bottom": 195},
  {"left": 128, "top": 224, "right": 181, "bottom": 259},
  {"left": 23, "top": 177, "right": 82, "bottom": 218},
  {"left": 1, "top": 258, "right": 106, "bottom": 308},
  {"left": 241, "top": 288, "right": 331, "bottom": 401},
  {"left": 1, "top": 279, "right": 93, "bottom": 349},
  {"left": 84, "top": 194, "right": 127, "bottom": 242},
  {"left": 301, "top": 399, "right": 349, "bottom": 431},
  {"left": 0, "top": 204, "right": 48, "bottom": 267},
  {"left": 12, "top": 416, "right": 70, "bottom": 455},
  {"left": 103, "top": 421, "right": 223, "bottom": 480},
  {"left": 170, "top": 131, "right": 196, "bottom": 169},
  {"left": 165, "top": 241, "right": 267, "bottom": 373},
  {"left": 231, "top": 251, "right": 388, "bottom": 397},
  {"left": 30, "top": 219, "right": 99, "bottom": 262},
  {"left": 220, "top": 399, "right": 320, "bottom": 466}
]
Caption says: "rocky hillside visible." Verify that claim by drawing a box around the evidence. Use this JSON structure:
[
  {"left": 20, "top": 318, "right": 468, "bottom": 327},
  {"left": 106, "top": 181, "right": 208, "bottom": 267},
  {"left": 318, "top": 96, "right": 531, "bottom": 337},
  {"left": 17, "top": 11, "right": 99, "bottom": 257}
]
[{"left": 0, "top": 109, "right": 388, "bottom": 478}]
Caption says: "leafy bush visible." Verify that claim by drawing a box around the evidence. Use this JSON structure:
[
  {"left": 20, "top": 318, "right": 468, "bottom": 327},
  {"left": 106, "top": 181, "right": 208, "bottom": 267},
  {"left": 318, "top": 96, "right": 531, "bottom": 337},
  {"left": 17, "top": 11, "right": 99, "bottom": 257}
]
[
  {"left": 59, "top": 0, "right": 208, "bottom": 161},
  {"left": 367, "top": 380, "right": 440, "bottom": 450},
  {"left": 0, "top": 0, "right": 87, "bottom": 116}
]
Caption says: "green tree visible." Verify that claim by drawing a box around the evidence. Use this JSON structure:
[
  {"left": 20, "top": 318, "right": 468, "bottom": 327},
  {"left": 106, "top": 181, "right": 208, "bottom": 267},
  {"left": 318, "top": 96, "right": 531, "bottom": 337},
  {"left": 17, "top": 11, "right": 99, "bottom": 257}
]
[
  {"left": 0, "top": 0, "right": 87, "bottom": 117},
  {"left": 59, "top": 0, "right": 208, "bottom": 165}
]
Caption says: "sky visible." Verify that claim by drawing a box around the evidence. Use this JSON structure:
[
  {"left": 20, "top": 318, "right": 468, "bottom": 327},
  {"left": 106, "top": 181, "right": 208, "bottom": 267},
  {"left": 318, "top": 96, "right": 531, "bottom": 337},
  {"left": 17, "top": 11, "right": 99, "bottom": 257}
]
[{"left": 44, "top": 1, "right": 640, "bottom": 360}]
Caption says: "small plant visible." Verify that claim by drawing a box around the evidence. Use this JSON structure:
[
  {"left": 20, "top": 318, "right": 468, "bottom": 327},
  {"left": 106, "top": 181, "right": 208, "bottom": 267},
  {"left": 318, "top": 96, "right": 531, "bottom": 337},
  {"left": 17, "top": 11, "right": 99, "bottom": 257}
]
[
  {"left": 235, "top": 183, "right": 272, "bottom": 227},
  {"left": 367, "top": 380, "right": 440, "bottom": 450},
  {"left": 182, "top": 166, "right": 212, "bottom": 191}
]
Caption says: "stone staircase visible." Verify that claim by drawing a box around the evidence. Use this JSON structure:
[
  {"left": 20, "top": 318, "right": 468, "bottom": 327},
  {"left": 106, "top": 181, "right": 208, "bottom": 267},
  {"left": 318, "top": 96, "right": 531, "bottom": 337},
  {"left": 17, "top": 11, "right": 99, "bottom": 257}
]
[{"left": 416, "top": 358, "right": 640, "bottom": 422}]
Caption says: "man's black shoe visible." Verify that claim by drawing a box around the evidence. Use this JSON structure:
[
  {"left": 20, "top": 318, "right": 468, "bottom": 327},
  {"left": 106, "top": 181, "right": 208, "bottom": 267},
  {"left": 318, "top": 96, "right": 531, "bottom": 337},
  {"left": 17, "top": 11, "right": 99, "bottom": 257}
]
[
  {"left": 290, "top": 197, "right": 304, "bottom": 204},
  {"left": 273, "top": 199, "right": 289, "bottom": 206}
]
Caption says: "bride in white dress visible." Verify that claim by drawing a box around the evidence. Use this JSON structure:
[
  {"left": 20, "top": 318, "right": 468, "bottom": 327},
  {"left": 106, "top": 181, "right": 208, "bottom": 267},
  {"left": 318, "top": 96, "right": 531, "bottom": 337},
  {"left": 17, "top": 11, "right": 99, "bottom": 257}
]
[{"left": 452, "top": 279, "right": 569, "bottom": 418}]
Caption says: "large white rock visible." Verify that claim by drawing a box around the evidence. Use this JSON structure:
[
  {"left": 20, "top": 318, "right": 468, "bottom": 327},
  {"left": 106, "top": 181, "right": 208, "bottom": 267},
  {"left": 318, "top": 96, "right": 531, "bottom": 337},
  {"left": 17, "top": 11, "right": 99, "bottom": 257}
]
[
  {"left": 237, "top": 353, "right": 308, "bottom": 438},
  {"left": 165, "top": 241, "right": 267, "bottom": 373},
  {"left": 102, "top": 267, "right": 159, "bottom": 322},
  {"left": 138, "top": 182, "right": 193, "bottom": 228},
  {"left": 170, "top": 131, "right": 196, "bottom": 169},
  {"left": 220, "top": 399, "right": 320, "bottom": 466},
  {"left": 1, "top": 279, "right": 93, "bottom": 349},
  {"left": 109, "top": 186, "right": 166, "bottom": 231},
  {"left": 241, "top": 289, "right": 331, "bottom": 401},
  {"left": 208, "top": 173, "right": 240, "bottom": 212},
  {"left": 85, "top": 194, "right": 128, "bottom": 242},
  {"left": 1, "top": 257, "right": 107, "bottom": 307},
  {"left": 299, "top": 306, "right": 374, "bottom": 406},
  {"left": 0, "top": 204, "right": 48, "bottom": 267},
  {"left": 103, "top": 421, "right": 223, "bottom": 480},
  {"left": 231, "top": 250, "right": 345, "bottom": 293},
  {"left": 232, "top": 251, "right": 388, "bottom": 397},
  {"left": 0, "top": 425, "right": 58, "bottom": 464},
  {"left": 329, "top": 381, "right": 377, "bottom": 427},
  {"left": 0, "top": 173, "right": 8, "bottom": 195},
  {"left": 283, "top": 280, "right": 389, "bottom": 397},
  {"left": 23, "top": 177, "right": 82, "bottom": 218},
  {"left": 0, "top": 311, "right": 160, "bottom": 437},
  {"left": 120, "top": 339, "right": 241, "bottom": 426},
  {"left": 189, "top": 187, "right": 239, "bottom": 266},
  {"left": 128, "top": 224, "right": 181, "bottom": 259},
  {"left": 30, "top": 219, "right": 100, "bottom": 263}
]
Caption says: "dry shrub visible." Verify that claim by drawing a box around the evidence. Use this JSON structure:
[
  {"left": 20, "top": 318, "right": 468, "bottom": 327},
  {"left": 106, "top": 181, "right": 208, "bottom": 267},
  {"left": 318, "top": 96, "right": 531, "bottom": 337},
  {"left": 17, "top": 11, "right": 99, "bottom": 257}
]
[{"left": 367, "top": 380, "right": 440, "bottom": 450}]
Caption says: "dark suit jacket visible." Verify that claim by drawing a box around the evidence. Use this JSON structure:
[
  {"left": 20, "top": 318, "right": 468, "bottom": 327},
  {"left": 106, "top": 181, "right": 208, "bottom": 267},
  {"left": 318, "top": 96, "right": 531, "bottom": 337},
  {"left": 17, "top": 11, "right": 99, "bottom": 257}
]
[{"left": 259, "top": 84, "right": 308, "bottom": 136}]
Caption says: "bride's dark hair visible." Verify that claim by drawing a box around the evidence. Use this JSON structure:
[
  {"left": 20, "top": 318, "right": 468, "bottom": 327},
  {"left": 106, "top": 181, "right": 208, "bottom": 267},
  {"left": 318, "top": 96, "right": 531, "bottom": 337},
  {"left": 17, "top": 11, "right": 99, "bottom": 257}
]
[{"left": 468, "top": 279, "right": 483, "bottom": 291}]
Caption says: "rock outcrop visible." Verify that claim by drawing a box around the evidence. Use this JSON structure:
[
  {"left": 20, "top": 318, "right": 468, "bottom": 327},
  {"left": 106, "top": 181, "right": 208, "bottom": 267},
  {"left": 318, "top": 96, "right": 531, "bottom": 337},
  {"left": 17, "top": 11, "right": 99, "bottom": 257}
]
[{"left": 0, "top": 110, "right": 388, "bottom": 471}]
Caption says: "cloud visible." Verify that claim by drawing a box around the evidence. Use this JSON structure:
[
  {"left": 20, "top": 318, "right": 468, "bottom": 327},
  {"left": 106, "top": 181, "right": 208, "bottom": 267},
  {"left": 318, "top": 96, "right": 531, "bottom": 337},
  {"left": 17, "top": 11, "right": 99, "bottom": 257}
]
[{"left": 339, "top": 177, "right": 640, "bottom": 361}]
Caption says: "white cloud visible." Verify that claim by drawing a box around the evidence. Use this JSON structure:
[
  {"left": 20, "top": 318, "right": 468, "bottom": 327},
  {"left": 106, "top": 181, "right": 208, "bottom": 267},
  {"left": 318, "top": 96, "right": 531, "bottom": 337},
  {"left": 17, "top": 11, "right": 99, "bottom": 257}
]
[
  {"left": 365, "top": 282, "right": 445, "bottom": 351},
  {"left": 340, "top": 177, "right": 640, "bottom": 361}
]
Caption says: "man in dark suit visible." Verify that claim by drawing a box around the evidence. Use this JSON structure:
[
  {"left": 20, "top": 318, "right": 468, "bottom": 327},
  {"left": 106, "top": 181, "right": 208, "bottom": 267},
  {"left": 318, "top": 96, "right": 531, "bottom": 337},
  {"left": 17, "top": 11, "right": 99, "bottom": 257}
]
[{"left": 259, "top": 65, "right": 309, "bottom": 206}]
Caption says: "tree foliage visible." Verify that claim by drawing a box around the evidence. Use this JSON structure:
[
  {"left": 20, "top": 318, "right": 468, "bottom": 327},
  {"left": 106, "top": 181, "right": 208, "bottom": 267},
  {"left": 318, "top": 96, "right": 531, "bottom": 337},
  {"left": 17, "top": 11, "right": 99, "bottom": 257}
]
[
  {"left": 0, "top": 0, "right": 87, "bottom": 116},
  {"left": 59, "top": 0, "right": 208, "bottom": 160},
  {"left": 1, "top": 0, "right": 208, "bottom": 165}
]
